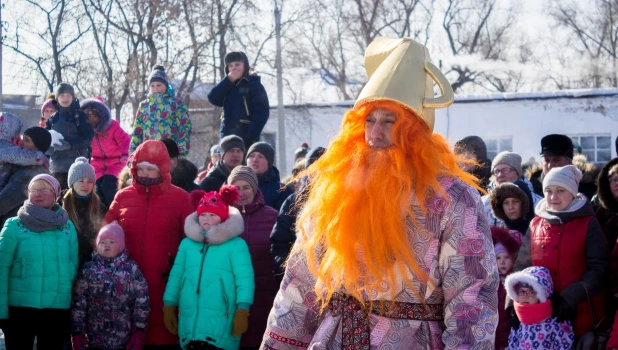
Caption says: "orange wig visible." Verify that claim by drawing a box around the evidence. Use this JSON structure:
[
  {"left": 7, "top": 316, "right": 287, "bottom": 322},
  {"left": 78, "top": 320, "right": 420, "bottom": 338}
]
[{"left": 294, "top": 100, "right": 480, "bottom": 310}]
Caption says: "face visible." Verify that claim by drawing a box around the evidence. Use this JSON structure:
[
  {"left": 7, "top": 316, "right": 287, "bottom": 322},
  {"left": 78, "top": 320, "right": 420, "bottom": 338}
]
[
  {"left": 365, "top": 108, "right": 396, "bottom": 150},
  {"left": 58, "top": 93, "right": 73, "bottom": 108},
  {"left": 97, "top": 238, "right": 122, "bottom": 258},
  {"left": 222, "top": 148, "right": 244, "bottom": 170},
  {"left": 493, "top": 164, "right": 519, "bottom": 184},
  {"left": 502, "top": 198, "right": 522, "bottom": 221},
  {"left": 233, "top": 179, "right": 255, "bottom": 206},
  {"left": 28, "top": 182, "right": 56, "bottom": 209},
  {"left": 542, "top": 155, "right": 571, "bottom": 174},
  {"left": 42, "top": 107, "right": 55, "bottom": 120},
  {"left": 198, "top": 212, "right": 222, "bottom": 231},
  {"left": 544, "top": 185, "right": 575, "bottom": 211},
  {"left": 136, "top": 164, "right": 160, "bottom": 179},
  {"left": 610, "top": 174, "right": 618, "bottom": 200},
  {"left": 517, "top": 287, "right": 540, "bottom": 305},
  {"left": 73, "top": 178, "right": 95, "bottom": 196},
  {"left": 496, "top": 252, "right": 513, "bottom": 275},
  {"left": 458, "top": 152, "right": 477, "bottom": 173},
  {"left": 84, "top": 109, "right": 101, "bottom": 126},
  {"left": 149, "top": 81, "right": 167, "bottom": 94},
  {"left": 20, "top": 135, "right": 38, "bottom": 151},
  {"left": 227, "top": 61, "right": 245, "bottom": 75},
  {"left": 247, "top": 152, "right": 269, "bottom": 175}
]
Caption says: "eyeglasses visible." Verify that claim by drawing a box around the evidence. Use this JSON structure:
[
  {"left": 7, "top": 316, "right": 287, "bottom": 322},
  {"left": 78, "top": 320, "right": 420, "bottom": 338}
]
[
  {"left": 609, "top": 177, "right": 618, "bottom": 184},
  {"left": 493, "top": 167, "right": 515, "bottom": 176},
  {"left": 28, "top": 189, "right": 54, "bottom": 195},
  {"left": 517, "top": 289, "right": 536, "bottom": 297}
]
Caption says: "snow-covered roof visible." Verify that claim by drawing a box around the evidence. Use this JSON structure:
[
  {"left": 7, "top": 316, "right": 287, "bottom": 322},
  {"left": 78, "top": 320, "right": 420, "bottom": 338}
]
[{"left": 277, "top": 87, "right": 618, "bottom": 108}]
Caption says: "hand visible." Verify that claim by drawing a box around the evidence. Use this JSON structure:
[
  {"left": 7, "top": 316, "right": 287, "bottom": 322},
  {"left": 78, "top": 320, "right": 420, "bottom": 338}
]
[
  {"left": 231, "top": 309, "right": 250, "bottom": 337},
  {"left": 125, "top": 331, "right": 146, "bottom": 350},
  {"left": 163, "top": 305, "right": 178, "bottom": 335},
  {"left": 54, "top": 139, "right": 72, "bottom": 151},
  {"left": 227, "top": 69, "right": 243, "bottom": 83},
  {"left": 553, "top": 297, "right": 575, "bottom": 322},
  {"left": 71, "top": 334, "right": 89, "bottom": 350},
  {"left": 506, "top": 306, "right": 520, "bottom": 330}
]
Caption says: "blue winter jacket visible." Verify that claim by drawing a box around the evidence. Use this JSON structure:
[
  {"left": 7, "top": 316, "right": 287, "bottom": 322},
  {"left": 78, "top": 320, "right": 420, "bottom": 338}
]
[
  {"left": 208, "top": 75, "right": 269, "bottom": 146},
  {"left": 163, "top": 208, "right": 254, "bottom": 350},
  {"left": 257, "top": 167, "right": 293, "bottom": 211},
  {"left": 46, "top": 99, "right": 94, "bottom": 173}
]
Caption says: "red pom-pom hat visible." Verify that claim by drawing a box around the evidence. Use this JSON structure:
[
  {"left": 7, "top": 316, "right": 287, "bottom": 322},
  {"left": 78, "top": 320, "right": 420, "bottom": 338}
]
[{"left": 196, "top": 185, "right": 240, "bottom": 222}]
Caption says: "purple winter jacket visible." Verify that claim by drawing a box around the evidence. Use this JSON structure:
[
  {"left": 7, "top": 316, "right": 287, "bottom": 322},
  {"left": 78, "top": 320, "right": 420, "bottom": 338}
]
[{"left": 234, "top": 190, "right": 278, "bottom": 348}]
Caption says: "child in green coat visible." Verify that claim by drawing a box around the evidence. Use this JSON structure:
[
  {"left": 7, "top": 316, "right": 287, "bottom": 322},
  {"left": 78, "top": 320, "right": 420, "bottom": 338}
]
[{"left": 163, "top": 185, "right": 254, "bottom": 350}]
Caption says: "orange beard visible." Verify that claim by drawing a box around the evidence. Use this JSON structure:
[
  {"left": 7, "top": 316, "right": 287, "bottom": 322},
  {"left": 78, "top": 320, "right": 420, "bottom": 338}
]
[{"left": 294, "top": 100, "right": 480, "bottom": 310}]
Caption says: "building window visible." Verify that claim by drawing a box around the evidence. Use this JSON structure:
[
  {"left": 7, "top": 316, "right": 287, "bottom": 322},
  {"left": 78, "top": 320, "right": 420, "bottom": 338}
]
[
  {"left": 486, "top": 137, "right": 513, "bottom": 160},
  {"left": 569, "top": 135, "right": 612, "bottom": 162}
]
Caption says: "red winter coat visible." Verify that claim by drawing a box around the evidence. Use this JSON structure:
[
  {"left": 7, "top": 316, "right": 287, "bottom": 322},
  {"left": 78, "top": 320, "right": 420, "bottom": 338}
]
[
  {"left": 104, "top": 140, "right": 192, "bottom": 346},
  {"left": 91, "top": 119, "right": 130, "bottom": 179},
  {"left": 513, "top": 196, "right": 609, "bottom": 337},
  {"left": 234, "top": 190, "right": 278, "bottom": 347}
]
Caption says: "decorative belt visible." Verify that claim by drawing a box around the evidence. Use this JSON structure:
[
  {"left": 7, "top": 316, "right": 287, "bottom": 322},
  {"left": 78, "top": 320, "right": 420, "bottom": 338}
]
[{"left": 327, "top": 292, "right": 443, "bottom": 350}]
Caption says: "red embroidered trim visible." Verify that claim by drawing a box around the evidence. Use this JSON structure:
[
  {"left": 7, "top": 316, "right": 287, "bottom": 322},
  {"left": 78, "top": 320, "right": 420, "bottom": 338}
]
[{"left": 267, "top": 331, "right": 310, "bottom": 348}]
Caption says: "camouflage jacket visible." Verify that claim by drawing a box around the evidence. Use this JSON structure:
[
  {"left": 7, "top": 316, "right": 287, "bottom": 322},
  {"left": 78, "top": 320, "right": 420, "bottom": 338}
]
[{"left": 71, "top": 249, "right": 150, "bottom": 349}]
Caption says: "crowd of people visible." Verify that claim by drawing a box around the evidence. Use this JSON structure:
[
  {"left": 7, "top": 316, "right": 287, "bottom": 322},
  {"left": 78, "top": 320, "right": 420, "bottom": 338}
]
[{"left": 1, "top": 36, "right": 618, "bottom": 350}]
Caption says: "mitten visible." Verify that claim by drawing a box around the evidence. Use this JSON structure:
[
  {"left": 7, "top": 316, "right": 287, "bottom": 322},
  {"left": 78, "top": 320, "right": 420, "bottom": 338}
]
[
  {"left": 231, "top": 309, "right": 250, "bottom": 337},
  {"left": 54, "top": 139, "right": 72, "bottom": 151},
  {"left": 163, "top": 305, "right": 178, "bottom": 335},
  {"left": 125, "top": 330, "right": 146, "bottom": 350},
  {"left": 71, "top": 334, "right": 89, "bottom": 350},
  {"left": 506, "top": 306, "right": 520, "bottom": 330},
  {"left": 553, "top": 296, "right": 575, "bottom": 322}
]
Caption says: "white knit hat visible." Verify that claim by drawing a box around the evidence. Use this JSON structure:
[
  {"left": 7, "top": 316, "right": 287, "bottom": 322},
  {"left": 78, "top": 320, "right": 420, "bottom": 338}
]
[{"left": 542, "top": 165, "right": 582, "bottom": 197}]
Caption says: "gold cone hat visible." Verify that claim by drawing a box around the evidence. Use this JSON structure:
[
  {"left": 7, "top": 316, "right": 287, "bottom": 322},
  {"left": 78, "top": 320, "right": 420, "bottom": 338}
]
[{"left": 355, "top": 37, "right": 454, "bottom": 131}]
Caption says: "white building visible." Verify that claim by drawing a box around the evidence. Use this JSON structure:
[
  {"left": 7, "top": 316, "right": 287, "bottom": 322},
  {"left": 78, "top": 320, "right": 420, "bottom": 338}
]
[{"left": 263, "top": 87, "right": 618, "bottom": 176}]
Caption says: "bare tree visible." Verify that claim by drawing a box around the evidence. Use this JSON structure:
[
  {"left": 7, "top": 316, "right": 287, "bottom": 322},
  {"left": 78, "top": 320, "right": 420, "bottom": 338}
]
[{"left": 3, "top": 0, "right": 90, "bottom": 92}]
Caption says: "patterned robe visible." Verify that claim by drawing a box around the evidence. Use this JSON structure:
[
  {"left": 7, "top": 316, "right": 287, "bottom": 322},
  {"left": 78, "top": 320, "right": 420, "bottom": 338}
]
[{"left": 261, "top": 176, "right": 499, "bottom": 349}]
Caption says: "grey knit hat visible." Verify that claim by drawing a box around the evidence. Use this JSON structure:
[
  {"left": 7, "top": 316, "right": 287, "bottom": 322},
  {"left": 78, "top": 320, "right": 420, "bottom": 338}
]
[
  {"left": 543, "top": 165, "right": 582, "bottom": 198},
  {"left": 246, "top": 142, "right": 275, "bottom": 168},
  {"left": 54, "top": 83, "right": 75, "bottom": 99},
  {"left": 68, "top": 157, "right": 96, "bottom": 189},
  {"left": 492, "top": 151, "right": 523, "bottom": 177},
  {"left": 210, "top": 144, "right": 220, "bottom": 156},
  {"left": 220, "top": 135, "right": 245, "bottom": 156},
  {"left": 149, "top": 65, "right": 169, "bottom": 87},
  {"left": 228, "top": 165, "right": 259, "bottom": 195}
]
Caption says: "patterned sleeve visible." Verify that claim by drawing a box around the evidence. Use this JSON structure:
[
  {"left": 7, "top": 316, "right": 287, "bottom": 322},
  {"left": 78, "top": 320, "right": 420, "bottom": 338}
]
[
  {"left": 131, "top": 263, "right": 150, "bottom": 330},
  {"left": 261, "top": 241, "right": 320, "bottom": 349},
  {"left": 71, "top": 266, "right": 90, "bottom": 334},
  {"left": 439, "top": 184, "right": 499, "bottom": 349},
  {"left": 174, "top": 98, "right": 192, "bottom": 156},
  {"left": 129, "top": 103, "right": 146, "bottom": 155},
  {"left": 0, "top": 146, "right": 46, "bottom": 166}
]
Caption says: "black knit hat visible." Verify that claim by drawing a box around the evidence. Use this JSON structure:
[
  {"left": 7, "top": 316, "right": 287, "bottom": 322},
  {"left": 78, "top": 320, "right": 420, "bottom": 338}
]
[
  {"left": 246, "top": 142, "right": 275, "bottom": 168},
  {"left": 54, "top": 83, "right": 75, "bottom": 99},
  {"left": 220, "top": 135, "right": 245, "bottom": 156},
  {"left": 305, "top": 147, "right": 326, "bottom": 168},
  {"left": 540, "top": 134, "right": 574, "bottom": 159},
  {"left": 23, "top": 127, "right": 52, "bottom": 154},
  {"left": 161, "top": 138, "right": 179, "bottom": 159},
  {"left": 149, "top": 65, "right": 169, "bottom": 86},
  {"left": 224, "top": 51, "right": 250, "bottom": 76}
]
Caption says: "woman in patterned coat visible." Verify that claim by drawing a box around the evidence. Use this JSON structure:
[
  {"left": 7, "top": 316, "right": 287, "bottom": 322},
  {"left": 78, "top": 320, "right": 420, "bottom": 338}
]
[{"left": 261, "top": 37, "right": 498, "bottom": 349}]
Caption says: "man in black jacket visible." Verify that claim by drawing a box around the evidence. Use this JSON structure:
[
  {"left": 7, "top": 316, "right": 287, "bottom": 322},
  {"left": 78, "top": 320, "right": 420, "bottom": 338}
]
[{"left": 199, "top": 135, "right": 245, "bottom": 192}]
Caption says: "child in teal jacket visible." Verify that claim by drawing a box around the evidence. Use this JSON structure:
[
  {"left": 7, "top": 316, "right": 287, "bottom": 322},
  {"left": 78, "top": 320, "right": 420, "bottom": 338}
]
[
  {"left": 0, "top": 174, "right": 78, "bottom": 349},
  {"left": 163, "top": 185, "right": 254, "bottom": 350}
]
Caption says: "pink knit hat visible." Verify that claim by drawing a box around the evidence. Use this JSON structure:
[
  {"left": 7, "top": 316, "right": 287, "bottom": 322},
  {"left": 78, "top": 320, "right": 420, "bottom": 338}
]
[
  {"left": 97, "top": 222, "right": 125, "bottom": 251},
  {"left": 29, "top": 174, "right": 61, "bottom": 198},
  {"left": 40, "top": 98, "right": 56, "bottom": 117}
]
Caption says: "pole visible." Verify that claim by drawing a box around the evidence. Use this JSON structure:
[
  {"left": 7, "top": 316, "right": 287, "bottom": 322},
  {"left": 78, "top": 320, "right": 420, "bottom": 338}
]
[{"left": 274, "top": 1, "right": 286, "bottom": 174}]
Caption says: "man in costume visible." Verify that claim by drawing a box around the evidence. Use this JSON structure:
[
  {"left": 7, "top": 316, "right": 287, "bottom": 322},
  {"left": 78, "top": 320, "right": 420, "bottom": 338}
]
[{"left": 260, "top": 37, "right": 499, "bottom": 349}]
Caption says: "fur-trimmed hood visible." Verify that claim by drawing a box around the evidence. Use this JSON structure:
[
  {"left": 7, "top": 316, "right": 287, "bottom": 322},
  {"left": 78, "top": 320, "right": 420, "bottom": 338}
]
[
  {"left": 80, "top": 98, "right": 112, "bottom": 133},
  {"left": 525, "top": 164, "right": 544, "bottom": 195},
  {"left": 491, "top": 226, "right": 522, "bottom": 257},
  {"left": 505, "top": 266, "right": 554, "bottom": 303},
  {"left": 597, "top": 157, "right": 618, "bottom": 213},
  {"left": 573, "top": 155, "right": 600, "bottom": 185},
  {"left": 184, "top": 207, "right": 244, "bottom": 245},
  {"left": 489, "top": 181, "right": 532, "bottom": 222}
]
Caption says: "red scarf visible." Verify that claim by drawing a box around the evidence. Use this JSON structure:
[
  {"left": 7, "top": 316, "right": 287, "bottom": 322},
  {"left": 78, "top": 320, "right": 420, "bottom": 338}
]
[{"left": 514, "top": 300, "right": 552, "bottom": 325}]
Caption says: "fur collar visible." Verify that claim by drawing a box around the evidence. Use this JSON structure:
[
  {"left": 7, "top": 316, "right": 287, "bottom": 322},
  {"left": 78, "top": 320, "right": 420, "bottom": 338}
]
[
  {"left": 184, "top": 207, "right": 244, "bottom": 245},
  {"left": 598, "top": 157, "right": 618, "bottom": 213}
]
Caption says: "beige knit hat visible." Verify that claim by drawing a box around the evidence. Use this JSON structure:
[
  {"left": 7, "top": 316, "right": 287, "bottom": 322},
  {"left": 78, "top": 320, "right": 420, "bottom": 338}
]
[
  {"left": 491, "top": 151, "right": 523, "bottom": 177},
  {"left": 543, "top": 165, "right": 582, "bottom": 197}
]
